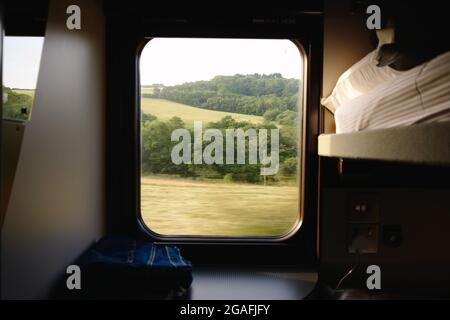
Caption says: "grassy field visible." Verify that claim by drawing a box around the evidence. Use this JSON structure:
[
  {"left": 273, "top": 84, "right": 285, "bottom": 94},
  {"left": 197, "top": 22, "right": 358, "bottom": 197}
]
[
  {"left": 13, "top": 89, "right": 35, "bottom": 98},
  {"left": 141, "top": 176, "right": 299, "bottom": 237},
  {"left": 141, "top": 97, "right": 263, "bottom": 124}
]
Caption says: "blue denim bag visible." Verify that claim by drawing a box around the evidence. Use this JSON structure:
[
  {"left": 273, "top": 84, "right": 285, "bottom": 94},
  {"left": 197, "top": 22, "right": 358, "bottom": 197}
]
[{"left": 66, "top": 236, "right": 193, "bottom": 299}]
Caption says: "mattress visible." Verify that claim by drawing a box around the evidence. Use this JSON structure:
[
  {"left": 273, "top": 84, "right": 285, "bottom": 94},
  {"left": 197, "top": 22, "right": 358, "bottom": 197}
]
[{"left": 335, "top": 51, "right": 450, "bottom": 133}]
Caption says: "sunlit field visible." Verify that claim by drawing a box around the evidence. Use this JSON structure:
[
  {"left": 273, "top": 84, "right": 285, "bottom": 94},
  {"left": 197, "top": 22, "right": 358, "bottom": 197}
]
[
  {"left": 141, "top": 97, "right": 263, "bottom": 124},
  {"left": 141, "top": 176, "right": 299, "bottom": 237}
]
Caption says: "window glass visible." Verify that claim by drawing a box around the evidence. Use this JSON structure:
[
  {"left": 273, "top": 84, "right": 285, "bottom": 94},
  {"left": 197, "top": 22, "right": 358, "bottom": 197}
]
[
  {"left": 3, "top": 36, "right": 44, "bottom": 121},
  {"left": 140, "top": 38, "right": 303, "bottom": 237}
]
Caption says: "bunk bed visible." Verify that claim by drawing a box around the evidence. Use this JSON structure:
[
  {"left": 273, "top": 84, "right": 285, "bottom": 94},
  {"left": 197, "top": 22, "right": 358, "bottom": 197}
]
[{"left": 320, "top": 45, "right": 450, "bottom": 166}]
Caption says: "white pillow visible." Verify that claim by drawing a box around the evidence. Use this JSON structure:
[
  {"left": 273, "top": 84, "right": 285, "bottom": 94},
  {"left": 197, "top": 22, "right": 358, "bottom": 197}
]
[{"left": 322, "top": 49, "right": 401, "bottom": 113}]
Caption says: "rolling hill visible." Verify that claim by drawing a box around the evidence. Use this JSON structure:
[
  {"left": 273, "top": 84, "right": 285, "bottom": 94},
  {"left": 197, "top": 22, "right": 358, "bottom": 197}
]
[{"left": 141, "top": 97, "right": 263, "bottom": 124}]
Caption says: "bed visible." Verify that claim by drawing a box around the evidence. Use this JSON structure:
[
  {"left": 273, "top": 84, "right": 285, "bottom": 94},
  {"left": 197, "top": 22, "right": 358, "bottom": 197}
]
[{"left": 332, "top": 51, "right": 450, "bottom": 133}]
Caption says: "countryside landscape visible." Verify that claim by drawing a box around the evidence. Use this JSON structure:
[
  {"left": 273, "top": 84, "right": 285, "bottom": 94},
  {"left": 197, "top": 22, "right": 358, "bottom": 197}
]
[
  {"left": 3, "top": 73, "right": 301, "bottom": 237},
  {"left": 140, "top": 74, "right": 301, "bottom": 237}
]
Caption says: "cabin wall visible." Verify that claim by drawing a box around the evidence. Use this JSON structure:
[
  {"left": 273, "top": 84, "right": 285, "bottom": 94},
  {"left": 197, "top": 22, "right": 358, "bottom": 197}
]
[
  {"left": 322, "top": 0, "right": 373, "bottom": 133},
  {"left": 1, "top": 121, "right": 25, "bottom": 227},
  {"left": 1, "top": 0, "right": 105, "bottom": 299}
]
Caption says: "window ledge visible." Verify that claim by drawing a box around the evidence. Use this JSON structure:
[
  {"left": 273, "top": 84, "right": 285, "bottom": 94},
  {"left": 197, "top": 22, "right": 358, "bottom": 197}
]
[{"left": 318, "top": 122, "right": 450, "bottom": 166}]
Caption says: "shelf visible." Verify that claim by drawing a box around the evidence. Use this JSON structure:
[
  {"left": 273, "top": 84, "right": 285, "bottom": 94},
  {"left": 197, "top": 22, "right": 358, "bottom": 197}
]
[{"left": 318, "top": 122, "right": 450, "bottom": 166}]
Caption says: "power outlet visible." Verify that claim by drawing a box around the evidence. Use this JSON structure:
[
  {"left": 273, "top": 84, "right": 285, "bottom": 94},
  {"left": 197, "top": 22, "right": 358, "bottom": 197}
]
[{"left": 348, "top": 223, "right": 378, "bottom": 254}]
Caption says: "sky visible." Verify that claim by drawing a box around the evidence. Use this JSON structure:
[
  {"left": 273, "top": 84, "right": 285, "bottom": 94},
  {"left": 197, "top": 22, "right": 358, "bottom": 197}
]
[
  {"left": 140, "top": 38, "right": 303, "bottom": 86},
  {"left": 3, "top": 36, "right": 45, "bottom": 89},
  {"left": 2, "top": 37, "right": 302, "bottom": 89}
]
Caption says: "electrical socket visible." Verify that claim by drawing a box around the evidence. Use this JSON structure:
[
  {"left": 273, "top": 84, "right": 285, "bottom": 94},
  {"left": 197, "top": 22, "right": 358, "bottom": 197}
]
[{"left": 347, "top": 223, "right": 378, "bottom": 254}]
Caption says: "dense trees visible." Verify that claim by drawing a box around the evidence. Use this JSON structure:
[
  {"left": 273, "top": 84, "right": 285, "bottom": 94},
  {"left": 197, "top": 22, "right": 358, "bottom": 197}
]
[
  {"left": 144, "top": 74, "right": 300, "bottom": 116},
  {"left": 141, "top": 74, "right": 300, "bottom": 184},
  {"left": 141, "top": 116, "right": 194, "bottom": 176},
  {"left": 141, "top": 115, "right": 298, "bottom": 184}
]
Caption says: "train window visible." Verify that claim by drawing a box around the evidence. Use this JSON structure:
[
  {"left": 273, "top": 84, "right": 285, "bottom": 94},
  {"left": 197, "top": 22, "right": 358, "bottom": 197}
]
[
  {"left": 139, "top": 38, "right": 304, "bottom": 238},
  {"left": 3, "top": 36, "right": 44, "bottom": 121}
]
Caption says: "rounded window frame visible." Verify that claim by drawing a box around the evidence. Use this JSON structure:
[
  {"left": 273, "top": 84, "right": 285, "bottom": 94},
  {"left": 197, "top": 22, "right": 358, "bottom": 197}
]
[{"left": 136, "top": 37, "right": 309, "bottom": 242}]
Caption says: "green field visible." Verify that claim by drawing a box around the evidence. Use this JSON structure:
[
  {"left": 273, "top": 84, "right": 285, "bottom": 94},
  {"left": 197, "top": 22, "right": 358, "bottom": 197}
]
[
  {"left": 12, "top": 89, "right": 35, "bottom": 99},
  {"left": 141, "top": 97, "right": 263, "bottom": 124},
  {"left": 141, "top": 176, "right": 299, "bottom": 237}
]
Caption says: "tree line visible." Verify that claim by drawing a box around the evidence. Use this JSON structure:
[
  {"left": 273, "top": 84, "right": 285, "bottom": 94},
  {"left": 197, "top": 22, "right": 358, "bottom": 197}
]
[
  {"left": 144, "top": 74, "right": 300, "bottom": 117},
  {"left": 141, "top": 115, "right": 298, "bottom": 184}
]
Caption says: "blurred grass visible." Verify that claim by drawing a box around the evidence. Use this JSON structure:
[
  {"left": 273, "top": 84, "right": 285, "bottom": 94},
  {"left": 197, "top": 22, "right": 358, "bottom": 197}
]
[{"left": 141, "top": 176, "right": 299, "bottom": 237}]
